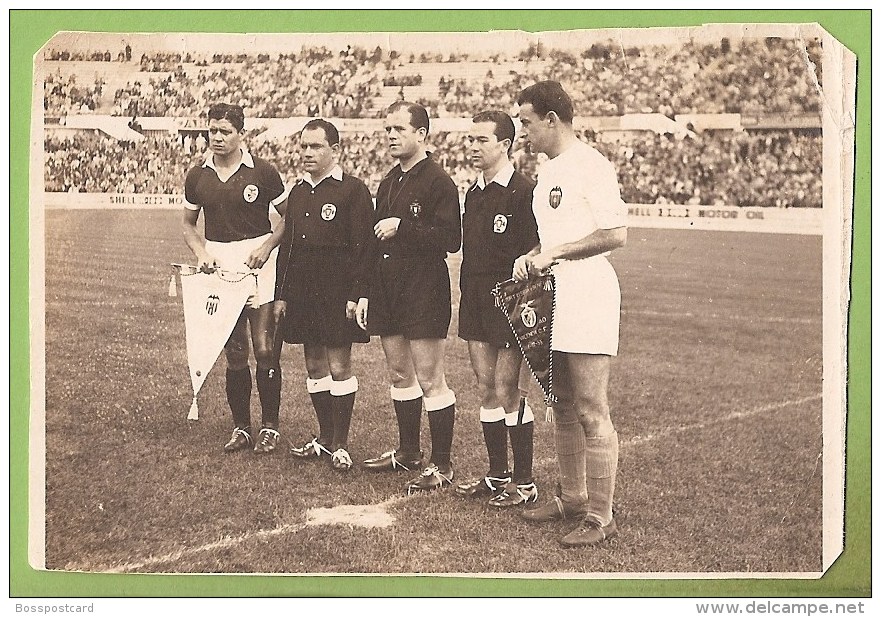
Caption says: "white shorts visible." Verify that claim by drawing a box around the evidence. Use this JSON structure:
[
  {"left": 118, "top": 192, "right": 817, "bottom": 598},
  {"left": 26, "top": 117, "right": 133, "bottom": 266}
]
[
  {"left": 204, "top": 234, "right": 278, "bottom": 308},
  {"left": 551, "top": 256, "right": 620, "bottom": 355}
]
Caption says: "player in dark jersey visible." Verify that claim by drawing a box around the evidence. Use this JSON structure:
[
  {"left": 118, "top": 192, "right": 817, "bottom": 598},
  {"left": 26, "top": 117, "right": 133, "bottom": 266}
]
[
  {"left": 356, "top": 101, "right": 462, "bottom": 494},
  {"left": 182, "top": 103, "right": 288, "bottom": 454},
  {"left": 274, "top": 119, "right": 373, "bottom": 472},
  {"left": 454, "top": 110, "right": 540, "bottom": 508}
]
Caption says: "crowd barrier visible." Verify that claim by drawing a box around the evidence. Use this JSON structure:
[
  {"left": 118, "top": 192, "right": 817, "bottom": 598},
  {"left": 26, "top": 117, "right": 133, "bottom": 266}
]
[{"left": 42, "top": 193, "right": 823, "bottom": 235}]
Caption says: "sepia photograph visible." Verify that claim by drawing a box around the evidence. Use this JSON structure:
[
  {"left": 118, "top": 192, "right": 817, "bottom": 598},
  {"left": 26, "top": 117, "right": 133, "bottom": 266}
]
[{"left": 12, "top": 9, "right": 866, "bottom": 599}]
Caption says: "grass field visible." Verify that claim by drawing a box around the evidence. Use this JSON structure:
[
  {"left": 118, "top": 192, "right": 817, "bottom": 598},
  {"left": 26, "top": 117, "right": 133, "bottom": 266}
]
[{"left": 41, "top": 208, "right": 823, "bottom": 576}]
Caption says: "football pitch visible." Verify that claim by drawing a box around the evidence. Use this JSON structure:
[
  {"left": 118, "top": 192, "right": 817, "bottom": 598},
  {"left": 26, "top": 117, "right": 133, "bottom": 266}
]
[{"left": 41, "top": 208, "right": 823, "bottom": 576}]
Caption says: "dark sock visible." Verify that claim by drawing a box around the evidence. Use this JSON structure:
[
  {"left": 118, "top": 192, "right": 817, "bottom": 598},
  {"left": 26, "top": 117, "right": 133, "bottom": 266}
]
[
  {"left": 428, "top": 404, "right": 455, "bottom": 471},
  {"left": 309, "top": 390, "right": 334, "bottom": 445},
  {"left": 482, "top": 419, "right": 509, "bottom": 476},
  {"left": 332, "top": 392, "right": 355, "bottom": 451},
  {"left": 393, "top": 397, "right": 422, "bottom": 456},
  {"left": 226, "top": 366, "right": 252, "bottom": 429},
  {"left": 509, "top": 421, "right": 535, "bottom": 484},
  {"left": 256, "top": 365, "right": 281, "bottom": 428}
]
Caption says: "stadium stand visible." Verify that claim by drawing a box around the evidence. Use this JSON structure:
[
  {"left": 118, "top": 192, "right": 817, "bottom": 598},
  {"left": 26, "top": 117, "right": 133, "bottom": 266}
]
[
  {"left": 44, "top": 128, "right": 822, "bottom": 208},
  {"left": 42, "top": 37, "right": 823, "bottom": 207}
]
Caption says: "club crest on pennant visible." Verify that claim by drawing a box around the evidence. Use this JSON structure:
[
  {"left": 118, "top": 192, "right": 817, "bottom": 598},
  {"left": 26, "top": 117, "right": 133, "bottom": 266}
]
[
  {"left": 520, "top": 300, "right": 537, "bottom": 328},
  {"left": 549, "top": 186, "right": 562, "bottom": 209},
  {"left": 243, "top": 184, "right": 259, "bottom": 203},
  {"left": 321, "top": 203, "right": 337, "bottom": 221},
  {"left": 409, "top": 201, "right": 421, "bottom": 218},
  {"left": 205, "top": 294, "right": 220, "bottom": 315},
  {"left": 493, "top": 214, "right": 508, "bottom": 234}
]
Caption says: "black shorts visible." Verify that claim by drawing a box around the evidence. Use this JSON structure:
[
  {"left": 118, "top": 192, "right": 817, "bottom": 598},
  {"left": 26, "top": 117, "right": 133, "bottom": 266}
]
[
  {"left": 279, "top": 249, "right": 369, "bottom": 346},
  {"left": 458, "top": 273, "right": 517, "bottom": 348},
  {"left": 369, "top": 254, "right": 451, "bottom": 340}
]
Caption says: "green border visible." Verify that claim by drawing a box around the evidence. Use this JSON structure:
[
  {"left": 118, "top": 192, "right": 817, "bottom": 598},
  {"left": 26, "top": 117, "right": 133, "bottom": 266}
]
[{"left": 10, "top": 9, "right": 871, "bottom": 598}]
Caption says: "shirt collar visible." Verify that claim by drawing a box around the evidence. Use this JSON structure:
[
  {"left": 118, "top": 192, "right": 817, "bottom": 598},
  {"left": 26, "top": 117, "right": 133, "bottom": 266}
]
[
  {"left": 302, "top": 164, "right": 343, "bottom": 187},
  {"left": 202, "top": 149, "right": 254, "bottom": 172},
  {"left": 475, "top": 162, "right": 515, "bottom": 190}
]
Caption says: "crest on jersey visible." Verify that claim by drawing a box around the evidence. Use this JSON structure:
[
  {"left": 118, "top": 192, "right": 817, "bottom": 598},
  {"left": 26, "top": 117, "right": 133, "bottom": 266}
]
[
  {"left": 321, "top": 203, "right": 337, "bottom": 221},
  {"left": 520, "top": 300, "right": 537, "bottom": 329},
  {"left": 549, "top": 186, "right": 562, "bottom": 209},
  {"left": 205, "top": 294, "right": 220, "bottom": 316},
  {"left": 243, "top": 184, "right": 259, "bottom": 203},
  {"left": 409, "top": 201, "right": 421, "bottom": 218},
  {"left": 493, "top": 214, "right": 508, "bottom": 234}
]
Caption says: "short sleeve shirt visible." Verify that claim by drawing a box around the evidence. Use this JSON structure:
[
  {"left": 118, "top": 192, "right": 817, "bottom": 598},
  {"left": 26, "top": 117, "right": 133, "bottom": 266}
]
[
  {"left": 532, "top": 140, "right": 626, "bottom": 252},
  {"left": 184, "top": 150, "right": 286, "bottom": 243}
]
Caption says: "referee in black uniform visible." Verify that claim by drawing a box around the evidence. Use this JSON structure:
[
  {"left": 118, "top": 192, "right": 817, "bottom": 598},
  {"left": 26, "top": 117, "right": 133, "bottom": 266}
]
[
  {"left": 356, "top": 101, "right": 462, "bottom": 494},
  {"left": 454, "top": 110, "right": 540, "bottom": 507},
  {"left": 275, "top": 119, "right": 374, "bottom": 472}
]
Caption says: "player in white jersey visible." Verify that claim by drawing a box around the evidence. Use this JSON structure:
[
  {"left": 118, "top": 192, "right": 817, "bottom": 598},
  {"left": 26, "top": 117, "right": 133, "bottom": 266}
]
[{"left": 512, "top": 81, "right": 627, "bottom": 547}]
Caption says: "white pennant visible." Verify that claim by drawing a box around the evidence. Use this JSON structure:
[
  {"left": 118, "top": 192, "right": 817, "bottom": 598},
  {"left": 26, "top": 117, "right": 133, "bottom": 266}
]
[{"left": 178, "top": 267, "right": 254, "bottom": 420}]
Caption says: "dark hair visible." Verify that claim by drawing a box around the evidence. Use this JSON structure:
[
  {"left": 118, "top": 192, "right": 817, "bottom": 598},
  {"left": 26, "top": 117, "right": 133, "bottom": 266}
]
[
  {"left": 472, "top": 110, "right": 516, "bottom": 153},
  {"left": 516, "top": 80, "right": 574, "bottom": 125},
  {"left": 207, "top": 103, "right": 245, "bottom": 132},
  {"left": 301, "top": 118, "right": 340, "bottom": 146},
  {"left": 387, "top": 100, "right": 430, "bottom": 134}
]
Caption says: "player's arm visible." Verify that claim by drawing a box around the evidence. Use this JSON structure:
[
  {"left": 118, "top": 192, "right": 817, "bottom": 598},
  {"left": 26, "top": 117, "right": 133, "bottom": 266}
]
[
  {"left": 181, "top": 168, "right": 218, "bottom": 272},
  {"left": 181, "top": 206, "right": 218, "bottom": 273},
  {"left": 529, "top": 227, "right": 627, "bottom": 274},
  {"left": 273, "top": 195, "right": 297, "bottom": 313},
  {"left": 513, "top": 243, "right": 542, "bottom": 281},
  {"left": 348, "top": 181, "right": 375, "bottom": 320},
  {"left": 394, "top": 174, "right": 462, "bottom": 254}
]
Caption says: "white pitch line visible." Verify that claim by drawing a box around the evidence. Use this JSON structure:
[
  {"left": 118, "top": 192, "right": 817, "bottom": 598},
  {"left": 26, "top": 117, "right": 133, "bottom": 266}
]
[
  {"left": 623, "top": 309, "right": 820, "bottom": 325},
  {"left": 621, "top": 393, "right": 822, "bottom": 448},
  {"left": 79, "top": 396, "right": 820, "bottom": 573},
  {"left": 85, "top": 497, "right": 407, "bottom": 573}
]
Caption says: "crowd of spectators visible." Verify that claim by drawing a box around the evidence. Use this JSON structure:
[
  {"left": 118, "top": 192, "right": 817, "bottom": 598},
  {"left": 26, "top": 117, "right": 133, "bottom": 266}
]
[
  {"left": 420, "top": 38, "right": 822, "bottom": 118},
  {"left": 44, "top": 127, "right": 821, "bottom": 208},
  {"left": 45, "top": 49, "right": 118, "bottom": 62},
  {"left": 45, "top": 44, "right": 133, "bottom": 63},
  {"left": 44, "top": 130, "right": 200, "bottom": 194},
  {"left": 44, "top": 37, "right": 823, "bottom": 118},
  {"left": 42, "top": 38, "right": 823, "bottom": 206},
  {"left": 596, "top": 129, "right": 822, "bottom": 208},
  {"left": 105, "top": 46, "right": 384, "bottom": 119},
  {"left": 43, "top": 72, "right": 105, "bottom": 115}
]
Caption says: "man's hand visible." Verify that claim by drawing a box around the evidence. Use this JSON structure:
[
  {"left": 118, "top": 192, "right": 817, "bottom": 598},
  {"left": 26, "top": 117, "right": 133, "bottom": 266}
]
[
  {"left": 513, "top": 254, "right": 532, "bottom": 282},
  {"left": 245, "top": 243, "right": 273, "bottom": 270},
  {"left": 355, "top": 297, "right": 369, "bottom": 331},
  {"left": 374, "top": 217, "right": 401, "bottom": 241},
  {"left": 345, "top": 300, "right": 357, "bottom": 321},
  {"left": 529, "top": 251, "right": 557, "bottom": 276},
  {"left": 273, "top": 300, "right": 287, "bottom": 321},
  {"left": 197, "top": 250, "right": 219, "bottom": 274}
]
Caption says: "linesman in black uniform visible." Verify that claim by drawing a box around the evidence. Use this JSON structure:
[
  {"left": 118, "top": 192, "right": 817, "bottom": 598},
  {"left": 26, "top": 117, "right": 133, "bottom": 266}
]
[
  {"left": 275, "top": 119, "right": 374, "bottom": 471},
  {"left": 356, "top": 101, "right": 463, "bottom": 494},
  {"left": 455, "top": 110, "right": 540, "bottom": 507}
]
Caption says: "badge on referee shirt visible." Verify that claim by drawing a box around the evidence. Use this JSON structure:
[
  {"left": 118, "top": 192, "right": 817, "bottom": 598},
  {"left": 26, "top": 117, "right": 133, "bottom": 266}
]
[
  {"left": 549, "top": 186, "right": 562, "bottom": 209},
  {"left": 243, "top": 184, "right": 259, "bottom": 203},
  {"left": 493, "top": 214, "right": 508, "bottom": 233},
  {"left": 321, "top": 203, "right": 337, "bottom": 221},
  {"left": 409, "top": 201, "right": 421, "bottom": 218}
]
